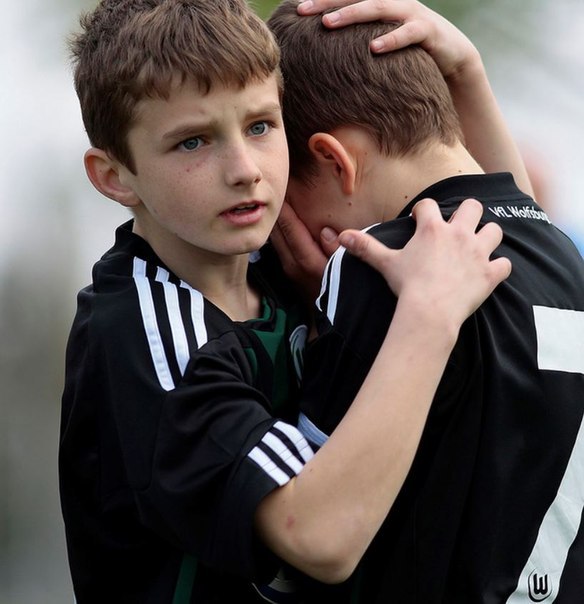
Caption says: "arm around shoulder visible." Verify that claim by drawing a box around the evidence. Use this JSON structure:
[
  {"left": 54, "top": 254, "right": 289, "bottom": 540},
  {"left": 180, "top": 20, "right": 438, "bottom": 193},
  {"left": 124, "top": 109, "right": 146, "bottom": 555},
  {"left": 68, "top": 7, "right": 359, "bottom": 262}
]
[{"left": 255, "top": 199, "right": 511, "bottom": 583}]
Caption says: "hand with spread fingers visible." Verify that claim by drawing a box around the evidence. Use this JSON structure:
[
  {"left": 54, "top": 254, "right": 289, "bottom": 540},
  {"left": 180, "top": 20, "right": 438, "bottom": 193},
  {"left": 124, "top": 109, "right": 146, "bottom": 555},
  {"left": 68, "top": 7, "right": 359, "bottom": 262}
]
[{"left": 339, "top": 198, "right": 511, "bottom": 335}]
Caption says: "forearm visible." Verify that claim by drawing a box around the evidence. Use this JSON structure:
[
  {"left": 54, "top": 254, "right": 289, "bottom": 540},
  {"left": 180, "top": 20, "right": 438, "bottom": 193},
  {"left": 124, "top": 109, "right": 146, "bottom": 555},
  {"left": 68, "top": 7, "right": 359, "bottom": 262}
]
[
  {"left": 256, "top": 301, "right": 457, "bottom": 583},
  {"left": 448, "top": 55, "right": 534, "bottom": 196}
]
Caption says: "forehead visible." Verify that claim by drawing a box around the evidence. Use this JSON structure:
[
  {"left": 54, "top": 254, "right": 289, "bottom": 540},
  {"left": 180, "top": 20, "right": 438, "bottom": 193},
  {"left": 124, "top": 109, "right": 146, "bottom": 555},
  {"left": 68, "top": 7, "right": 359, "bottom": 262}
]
[{"left": 131, "top": 73, "right": 282, "bottom": 131}]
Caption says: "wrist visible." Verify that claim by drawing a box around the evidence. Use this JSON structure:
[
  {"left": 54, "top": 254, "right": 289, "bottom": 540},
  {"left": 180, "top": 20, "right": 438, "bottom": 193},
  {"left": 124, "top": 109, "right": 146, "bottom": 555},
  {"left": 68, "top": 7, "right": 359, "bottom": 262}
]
[
  {"left": 444, "top": 47, "right": 485, "bottom": 91},
  {"left": 392, "top": 292, "right": 461, "bottom": 353}
]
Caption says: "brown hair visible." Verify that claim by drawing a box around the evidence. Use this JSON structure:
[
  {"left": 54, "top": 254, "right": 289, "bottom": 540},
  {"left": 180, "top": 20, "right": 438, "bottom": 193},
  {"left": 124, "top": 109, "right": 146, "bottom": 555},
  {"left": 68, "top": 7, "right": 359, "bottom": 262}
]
[
  {"left": 70, "top": 0, "right": 281, "bottom": 172},
  {"left": 267, "top": 0, "right": 463, "bottom": 183}
]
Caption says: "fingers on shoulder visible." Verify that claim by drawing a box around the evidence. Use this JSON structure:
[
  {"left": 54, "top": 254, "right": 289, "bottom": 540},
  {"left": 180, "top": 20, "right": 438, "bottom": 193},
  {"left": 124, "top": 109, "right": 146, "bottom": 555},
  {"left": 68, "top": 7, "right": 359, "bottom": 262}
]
[
  {"left": 338, "top": 229, "right": 395, "bottom": 270},
  {"left": 411, "top": 197, "right": 444, "bottom": 226}
]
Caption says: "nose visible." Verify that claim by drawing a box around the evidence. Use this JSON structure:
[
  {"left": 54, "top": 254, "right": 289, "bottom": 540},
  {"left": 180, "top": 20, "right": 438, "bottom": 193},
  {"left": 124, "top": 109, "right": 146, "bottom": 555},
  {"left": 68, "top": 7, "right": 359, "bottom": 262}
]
[{"left": 224, "top": 140, "right": 262, "bottom": 188}]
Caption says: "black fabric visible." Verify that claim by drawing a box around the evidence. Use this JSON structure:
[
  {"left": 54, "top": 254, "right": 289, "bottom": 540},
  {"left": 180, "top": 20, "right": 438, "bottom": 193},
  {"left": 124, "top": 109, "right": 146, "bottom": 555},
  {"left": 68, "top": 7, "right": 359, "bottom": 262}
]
[
  {"left": 59, "top": 222, "right": 311, "bottom": 603},
  {"left": 300, "top": 173, "right": 584, "bottom": 603}
]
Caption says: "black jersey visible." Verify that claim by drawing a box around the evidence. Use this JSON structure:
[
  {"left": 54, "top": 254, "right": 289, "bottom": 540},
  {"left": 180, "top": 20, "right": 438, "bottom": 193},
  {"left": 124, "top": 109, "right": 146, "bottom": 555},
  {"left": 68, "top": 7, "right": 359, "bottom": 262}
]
[
  {"left": 59, "top": 221, "right": 313, "bottom": 603},
  {"left": 299, "top": 173, "right": 584, "bottom": 603}
]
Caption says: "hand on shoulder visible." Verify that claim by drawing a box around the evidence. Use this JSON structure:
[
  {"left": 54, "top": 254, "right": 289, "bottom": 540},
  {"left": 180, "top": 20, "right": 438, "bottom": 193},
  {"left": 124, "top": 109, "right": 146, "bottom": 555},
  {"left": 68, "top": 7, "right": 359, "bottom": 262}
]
[{"left": 338, "top": 198, "right": 511, "bottom": 335}]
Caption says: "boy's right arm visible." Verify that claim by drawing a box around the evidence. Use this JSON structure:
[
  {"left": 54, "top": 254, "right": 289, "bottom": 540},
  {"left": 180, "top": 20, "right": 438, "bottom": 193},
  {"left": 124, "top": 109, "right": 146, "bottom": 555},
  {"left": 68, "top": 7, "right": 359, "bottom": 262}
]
[
  {"left": 255, "top": 199, "right": 511, "bottom": 583},
  {"left": 297, "top": 0, "right": 534, "bottom": 197}
]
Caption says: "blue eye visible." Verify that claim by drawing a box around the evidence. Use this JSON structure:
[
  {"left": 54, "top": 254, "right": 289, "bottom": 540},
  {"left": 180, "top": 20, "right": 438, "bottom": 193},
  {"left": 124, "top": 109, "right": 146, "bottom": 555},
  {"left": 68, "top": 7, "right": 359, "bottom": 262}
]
[
  {"left": 179, "top": 137, "right": 203, "bottom": 151},
  {"left": 249, "top": 121, "right": 269, "bottom": 136}
]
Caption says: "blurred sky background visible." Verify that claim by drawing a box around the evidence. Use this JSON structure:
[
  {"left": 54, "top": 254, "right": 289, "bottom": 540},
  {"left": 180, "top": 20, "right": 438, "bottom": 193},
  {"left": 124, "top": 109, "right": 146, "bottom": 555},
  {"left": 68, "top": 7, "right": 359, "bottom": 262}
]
[{"left": 1, "top": 0, "right": 582, "bottom": 601}]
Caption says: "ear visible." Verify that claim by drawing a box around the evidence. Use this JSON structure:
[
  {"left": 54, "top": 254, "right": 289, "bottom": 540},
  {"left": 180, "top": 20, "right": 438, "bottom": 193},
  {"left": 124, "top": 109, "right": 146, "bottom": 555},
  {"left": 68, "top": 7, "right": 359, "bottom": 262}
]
[
  {"left": 83, "top": 148, "right": 141, "bottom": 208},
  {"left": 308, "top": 133, "right": 356, "bottom": 196}
]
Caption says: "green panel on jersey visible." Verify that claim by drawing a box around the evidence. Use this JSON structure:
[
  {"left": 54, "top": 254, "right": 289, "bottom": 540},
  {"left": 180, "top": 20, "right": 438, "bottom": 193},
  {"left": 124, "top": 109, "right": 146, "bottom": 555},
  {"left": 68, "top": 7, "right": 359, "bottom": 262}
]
[
  {"left": 172, "top": 554, "right": 197, "bottom": 604},
  {"left": 250, "top": 301, "right": 292, "bottom": 412},
  {"left": 252, "top": 301, "right": 287, "bottom": 363}
]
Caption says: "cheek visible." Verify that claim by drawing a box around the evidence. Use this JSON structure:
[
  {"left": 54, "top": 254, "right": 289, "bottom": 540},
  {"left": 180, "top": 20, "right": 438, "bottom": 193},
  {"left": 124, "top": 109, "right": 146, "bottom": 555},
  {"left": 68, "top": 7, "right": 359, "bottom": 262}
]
[
  {"left": 270, "top": 160, "right": 290, "bottom": 196},
  {"left": 268, "top": 137, "right": 290, "bottom": 189}
]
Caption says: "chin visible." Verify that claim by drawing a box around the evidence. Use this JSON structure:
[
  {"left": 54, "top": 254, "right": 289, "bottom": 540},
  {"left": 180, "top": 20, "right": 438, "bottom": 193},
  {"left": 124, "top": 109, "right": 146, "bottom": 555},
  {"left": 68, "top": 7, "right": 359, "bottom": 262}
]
[{"left": 230, "top": 237, "right": 270, "bottom": 257}]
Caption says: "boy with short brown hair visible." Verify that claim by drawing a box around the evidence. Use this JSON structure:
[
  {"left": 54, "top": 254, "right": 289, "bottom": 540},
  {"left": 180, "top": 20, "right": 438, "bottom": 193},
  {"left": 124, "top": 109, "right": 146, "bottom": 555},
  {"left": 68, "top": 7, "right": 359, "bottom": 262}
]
[
  {"left": 268, "top": 1, "right": 584, "bottom": 601},
  {"left": 71, "top": 0, "right": 282, "bottom": 174},
  {"left": 272, "top": 9, "right": 461, "bottom": 187}
]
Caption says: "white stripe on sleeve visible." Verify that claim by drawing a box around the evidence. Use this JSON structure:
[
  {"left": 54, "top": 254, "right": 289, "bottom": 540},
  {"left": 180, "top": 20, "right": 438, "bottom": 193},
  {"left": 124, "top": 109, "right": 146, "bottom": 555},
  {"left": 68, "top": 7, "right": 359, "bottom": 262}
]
[
  {"left": 133, "top": 258, "right": 175, "bottom": 391},
  {"left": 181, "top": 281, "right": 208, "bottom": 348},
  {"left": 273, "top": 421, "right": 315, "bottom": 463},
  {"left": 155, "top": 268, "right": 190, "bottom": 376},
  {"left": 248, "top": 423, "right": 315, "bottom": 486},
  {"left": 248, "top": 446, "right": 291, "bottom": 487},
  {"left": 262, "top": 432, "right": 304, "bottom": 475}
]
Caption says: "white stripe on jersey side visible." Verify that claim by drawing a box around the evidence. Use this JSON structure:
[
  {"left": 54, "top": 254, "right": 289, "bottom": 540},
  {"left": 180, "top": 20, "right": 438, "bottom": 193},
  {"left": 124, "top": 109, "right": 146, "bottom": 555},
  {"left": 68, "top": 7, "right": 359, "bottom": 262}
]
[
  {"left": 317, "top": 224, "right": 380, "bottom": 322},
  {"left": 155, "top": 267, "right": 190, "bottom": 376},
  {"left": 133, "top": 258, "right": 208, "bottom": 391},
  {"left": 506, "top": 306, "right": 584, "bottom": 603},
  {"left": 316, "top": 247, "right": 345, "bottom": 321},
  {"left": 316, "top": 254, "right": 332, "bottom": 313},
  {"left": 133, "top": 258, "right": 175, "bottom": 391},
  {"left": 248, "top": 421, "right": 314, "bottom": 486},
  {"left": 180, "top": 280, "right": 208, "bottom": 348}
]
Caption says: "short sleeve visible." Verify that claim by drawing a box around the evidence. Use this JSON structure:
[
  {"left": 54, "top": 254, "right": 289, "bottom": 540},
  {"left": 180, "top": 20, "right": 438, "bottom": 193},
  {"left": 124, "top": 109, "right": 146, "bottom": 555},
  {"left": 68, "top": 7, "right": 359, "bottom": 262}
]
[{"left": 138, "top": 330, "right": 315, "bottom": 579}]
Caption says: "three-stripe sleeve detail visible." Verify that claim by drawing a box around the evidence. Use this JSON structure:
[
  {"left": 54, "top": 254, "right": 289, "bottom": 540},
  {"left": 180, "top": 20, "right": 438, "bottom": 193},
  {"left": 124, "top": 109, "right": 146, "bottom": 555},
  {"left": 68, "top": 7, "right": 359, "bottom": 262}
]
[{"left": 248, "top": 421, "right": 314, "bottom": 486}]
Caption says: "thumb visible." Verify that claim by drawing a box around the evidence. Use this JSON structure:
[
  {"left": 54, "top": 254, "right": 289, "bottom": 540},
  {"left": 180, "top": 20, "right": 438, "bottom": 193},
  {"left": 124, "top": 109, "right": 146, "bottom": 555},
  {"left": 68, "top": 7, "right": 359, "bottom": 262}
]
[{"left": 320, "top": 226, "right": 341, "bottom": 257}]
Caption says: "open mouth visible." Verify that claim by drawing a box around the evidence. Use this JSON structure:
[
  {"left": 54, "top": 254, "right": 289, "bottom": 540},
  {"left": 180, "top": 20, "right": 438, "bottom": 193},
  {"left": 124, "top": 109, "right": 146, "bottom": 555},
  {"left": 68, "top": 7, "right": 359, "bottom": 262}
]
[
  {"left": 222, "top": 201, "right": 265, "bottom": 216},
  {"left": 229, "top": 203, "right": 259, "bottom": 214},
  {"left": 220, "top": 201, "right": 267, "bottom": 226}
]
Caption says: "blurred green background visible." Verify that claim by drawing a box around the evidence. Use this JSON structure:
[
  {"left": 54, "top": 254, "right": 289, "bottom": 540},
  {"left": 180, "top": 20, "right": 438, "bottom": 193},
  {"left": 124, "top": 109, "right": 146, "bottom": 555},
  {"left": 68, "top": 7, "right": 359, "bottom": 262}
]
[{"left": 1, "top": 1, "right": 582, "bottom": 602}]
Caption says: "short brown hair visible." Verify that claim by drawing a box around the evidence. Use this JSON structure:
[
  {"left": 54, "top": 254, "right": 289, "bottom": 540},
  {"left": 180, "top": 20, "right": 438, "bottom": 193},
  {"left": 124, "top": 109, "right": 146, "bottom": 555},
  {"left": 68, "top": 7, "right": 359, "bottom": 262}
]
[
  {"left": 70, "top": 0, "right": 281, "bottom": 172},
  {"left": 268, "top": 1, "right": 463, "bottom": 183}
]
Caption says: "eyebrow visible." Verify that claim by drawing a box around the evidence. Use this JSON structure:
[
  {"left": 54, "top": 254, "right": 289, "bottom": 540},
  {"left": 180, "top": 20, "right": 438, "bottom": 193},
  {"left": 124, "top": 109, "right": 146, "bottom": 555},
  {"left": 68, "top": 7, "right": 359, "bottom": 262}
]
[
  {"left": 246, "top": 102, "right": 282, "bottom": 120},
  {"left": 161, "top": 102, "right": 282, "bottom": 141},
  {"left": 162, "top": 124, "right": 207, "bottom": 142}
]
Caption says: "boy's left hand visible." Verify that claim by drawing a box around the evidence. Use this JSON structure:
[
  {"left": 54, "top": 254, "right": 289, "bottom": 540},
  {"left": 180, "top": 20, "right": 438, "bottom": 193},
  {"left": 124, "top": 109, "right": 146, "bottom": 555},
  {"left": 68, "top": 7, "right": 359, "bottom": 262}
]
[
  {"left": 338, "top": 198, "right": 512, "bottom": 330},
  {"left": 271, "top": 202, "right": 339, "bottom": 302}
]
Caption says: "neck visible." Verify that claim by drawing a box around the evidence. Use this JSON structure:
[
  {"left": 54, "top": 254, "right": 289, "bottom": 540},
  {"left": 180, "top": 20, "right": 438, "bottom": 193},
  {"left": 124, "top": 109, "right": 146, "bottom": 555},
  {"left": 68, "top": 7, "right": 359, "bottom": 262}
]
[
  {"left": 132, "top": 220, "right": 262, "bottom": 321},
  {"left": 371, "top": 141, "right": 485, "bottom": 222}
]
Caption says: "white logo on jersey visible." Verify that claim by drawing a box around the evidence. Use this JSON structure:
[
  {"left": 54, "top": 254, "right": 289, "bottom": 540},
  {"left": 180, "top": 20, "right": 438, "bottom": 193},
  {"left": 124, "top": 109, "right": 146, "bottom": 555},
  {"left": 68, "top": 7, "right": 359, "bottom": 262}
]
[
  {"left": 488, "top": 205, "right": 551, "bottom": 223},
  {"left": 528, "top": 571, "right": 552, "bottom": 602}
]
